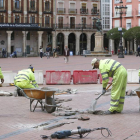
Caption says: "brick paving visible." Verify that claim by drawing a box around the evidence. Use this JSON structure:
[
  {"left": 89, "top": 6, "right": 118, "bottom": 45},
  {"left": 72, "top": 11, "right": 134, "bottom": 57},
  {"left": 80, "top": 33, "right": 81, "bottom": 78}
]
[{"left": 0, "top": 55, "right": 140, "bottom": 140}]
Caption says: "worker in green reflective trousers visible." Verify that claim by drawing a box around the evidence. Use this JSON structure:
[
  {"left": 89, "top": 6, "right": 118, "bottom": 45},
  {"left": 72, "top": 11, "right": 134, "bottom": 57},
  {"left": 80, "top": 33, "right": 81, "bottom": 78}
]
[
  {"left": 91, "top": 58, "right": 127, "bottom": 115},
  {"left": 14, "top": 65, "right": 38, "bottom": 96},
  {"left": 0, "top": 67, "right": 4, "bottom": 84}
]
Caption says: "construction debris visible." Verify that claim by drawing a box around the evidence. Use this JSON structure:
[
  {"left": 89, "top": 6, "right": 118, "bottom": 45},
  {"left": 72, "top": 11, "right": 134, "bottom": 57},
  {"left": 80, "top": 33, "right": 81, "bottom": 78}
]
[
  {"left": 52, "top": 111, "right": 76, "bottom": 116},
  {"left": 55, "top": 98, "right": 72, "bottom": 104},
  {"left": 0, "top": 91, "right": 13, "bottom": 96},
  {"left": 78, "top": 115, "right": 90, "bottom": 121},
  {"left": 55, "top": 89, "right": 78, "bottom": 95},
  {"left": 126, "top": 90, "right": 137, "bottom": 96}
]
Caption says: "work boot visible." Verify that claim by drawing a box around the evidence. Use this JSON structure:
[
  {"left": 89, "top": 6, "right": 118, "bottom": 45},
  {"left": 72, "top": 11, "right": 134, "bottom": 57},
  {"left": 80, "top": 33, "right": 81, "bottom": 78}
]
[{"left": 103, "top": 110, "right": 116, "bottom": 115}]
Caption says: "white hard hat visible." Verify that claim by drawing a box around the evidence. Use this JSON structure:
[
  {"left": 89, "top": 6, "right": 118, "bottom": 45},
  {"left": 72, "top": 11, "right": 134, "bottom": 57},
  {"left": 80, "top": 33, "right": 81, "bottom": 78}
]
[{"left": 91, "top": 58, "right": 97, "bottom": 69}]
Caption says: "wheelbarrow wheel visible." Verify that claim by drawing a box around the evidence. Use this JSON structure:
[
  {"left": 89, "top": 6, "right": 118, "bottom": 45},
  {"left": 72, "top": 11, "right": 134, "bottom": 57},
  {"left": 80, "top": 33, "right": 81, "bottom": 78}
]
[{"left": 45, "top": 97, "right": 56, "bottom": 113}]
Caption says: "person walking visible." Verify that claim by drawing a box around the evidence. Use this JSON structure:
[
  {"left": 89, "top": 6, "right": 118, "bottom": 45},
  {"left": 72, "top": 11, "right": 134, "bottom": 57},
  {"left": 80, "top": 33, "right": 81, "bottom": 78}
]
[
  {"left": 13, "top": 51, "right": 17, "bottom": 58},
  {"left": 46, "top": 45, "right": 51, "bottom": 59},
  {"left": 39, "top": 47, "right": 43, "bottom": 58},
  {"left": 137, "top": 45, "right": 140, "bottom": 57},
  {"left": 2, "top": 49, "right": 6, "bottom": 58},
  {"left": 64, "top": 46, "right": 70, "bottom": 63},
  {"left": 52, "top": 47, "right": 56, "bottom": 58},
  {"left": 91, "top": 58, "right": 127, "bottom": 115},
  {"left": 0, "top": 67, "right": 4, "bottom": 84}
]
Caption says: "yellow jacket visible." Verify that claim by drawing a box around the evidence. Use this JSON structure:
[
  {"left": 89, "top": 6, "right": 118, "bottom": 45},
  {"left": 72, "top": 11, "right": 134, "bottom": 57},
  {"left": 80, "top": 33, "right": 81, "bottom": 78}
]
[
  {"left": 14, "top": 69, "right": 38, "bottom": 87},
  {"left": 99, "top": 59, "right": 122, "bottom": 88},
  {"left": 0, "top": 68, "right": 4, "bottom": 79}
]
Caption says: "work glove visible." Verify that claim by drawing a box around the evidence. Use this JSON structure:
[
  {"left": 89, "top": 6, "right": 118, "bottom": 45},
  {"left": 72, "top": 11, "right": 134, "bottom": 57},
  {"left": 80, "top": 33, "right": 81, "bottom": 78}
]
[{"left": 102, "top": 88, "right": 106, "bottom": 95}]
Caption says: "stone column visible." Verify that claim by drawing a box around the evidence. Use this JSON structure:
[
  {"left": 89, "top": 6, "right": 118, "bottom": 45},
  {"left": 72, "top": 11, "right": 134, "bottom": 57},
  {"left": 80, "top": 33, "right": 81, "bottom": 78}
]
[
  {"left": 64, "top": 34, "right": 68, "bottom": 47},
  {"left": 94, "top": 32, "right": 103, "bottom": 52},
  {"left": 22, "top": 31, "right": 28, "bottom": 56},
  {"left": 6, "top": 31, "right": 13, "bottom": 57},
  {"left": 76, "top": 35, "right": 80, "bottom": 55},
  {"left": 87, "top": 37, "right": 90, "bottom": 51},
  {"left": 37, "top": 31, "right": 43, "bottom": 54},
  {"left": 52, "top": 31, "right": 56, "bottom": 49}
]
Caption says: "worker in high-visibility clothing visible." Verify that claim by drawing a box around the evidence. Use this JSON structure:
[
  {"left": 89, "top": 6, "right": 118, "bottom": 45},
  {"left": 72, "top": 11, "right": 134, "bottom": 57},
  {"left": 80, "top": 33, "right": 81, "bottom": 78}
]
[
  {"left": 0, "top": 67, "right": 4, "bottom": 84},
  {"left": 14, "top": 65, "right": 38, "bottom": 89},
  {"left": 91, "top": 58, "right": 127, "bottom": 115}
]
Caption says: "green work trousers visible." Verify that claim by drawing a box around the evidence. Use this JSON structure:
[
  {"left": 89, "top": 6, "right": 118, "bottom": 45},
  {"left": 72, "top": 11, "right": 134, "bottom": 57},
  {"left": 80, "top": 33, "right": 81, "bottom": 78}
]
[
  {"left": 15, "top": 80, "right": 36, "bottom": 89},
  {"left": 109, "top": 66, "right": 127, "bottom": 113}
]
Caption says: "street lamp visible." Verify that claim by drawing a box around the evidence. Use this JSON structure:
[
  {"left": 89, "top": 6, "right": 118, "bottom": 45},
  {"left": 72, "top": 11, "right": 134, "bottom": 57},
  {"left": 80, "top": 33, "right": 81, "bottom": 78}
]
[
  {"left": 81, "top": 18, "right": 83, "bottom": 55},
  {"left": 115, "top": 0, "right": 127, "bottom": 58}
]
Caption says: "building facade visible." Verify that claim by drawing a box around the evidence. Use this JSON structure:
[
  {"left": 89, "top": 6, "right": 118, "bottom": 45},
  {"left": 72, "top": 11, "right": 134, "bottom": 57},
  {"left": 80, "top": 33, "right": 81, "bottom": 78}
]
[
  {"left": 0, "top": 0, "right": 53, "bottom": 57},
  {"left": 112, "top": 0, "right": 140, "bottom": 54},
  {"left": 52, "top": 0, "right": 110, "bottom": 55}
]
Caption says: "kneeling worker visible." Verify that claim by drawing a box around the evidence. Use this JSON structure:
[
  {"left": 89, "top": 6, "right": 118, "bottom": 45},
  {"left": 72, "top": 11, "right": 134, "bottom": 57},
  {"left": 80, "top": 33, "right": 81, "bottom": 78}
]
[
  {"left": 91, "top": 58, "right": 127, "bottom": 115},
  {"left": 0, "top": 67, "right": 4, "bottom": 84},
  {"left": 14, "top": 65, "right": 38, "bottom": 90}
]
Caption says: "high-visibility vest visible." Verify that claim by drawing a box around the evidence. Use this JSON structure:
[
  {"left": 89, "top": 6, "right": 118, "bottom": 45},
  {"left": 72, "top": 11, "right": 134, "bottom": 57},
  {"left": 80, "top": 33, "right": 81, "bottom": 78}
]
[
  {"left": 0, "top": 67, "right": 4, "bottom": 79},
  {"left": 14, "top": 69, "right": 38, "bottom": 87},
  {"left": 99, "top": 59, "right": 122, "bottom": 88}
]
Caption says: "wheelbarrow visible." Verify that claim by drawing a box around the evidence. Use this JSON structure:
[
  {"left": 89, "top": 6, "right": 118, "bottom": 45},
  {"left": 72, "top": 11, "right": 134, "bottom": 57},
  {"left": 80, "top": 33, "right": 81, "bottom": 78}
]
[
  {"left": 15, "top": 85, "right": 60, "bottom": 113},
  {"left": 134, "top": 87, "right": 140, "bottom": 111}
]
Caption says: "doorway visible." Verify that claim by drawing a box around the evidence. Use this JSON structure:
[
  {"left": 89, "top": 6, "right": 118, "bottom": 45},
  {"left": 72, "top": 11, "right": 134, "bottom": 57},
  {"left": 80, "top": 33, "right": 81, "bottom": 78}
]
[
  {"left": 11, "top": 46, "right": 14, "bottom": 54},
  {"left": 68, "top": 33, "right": 76, "bottom": 55}
]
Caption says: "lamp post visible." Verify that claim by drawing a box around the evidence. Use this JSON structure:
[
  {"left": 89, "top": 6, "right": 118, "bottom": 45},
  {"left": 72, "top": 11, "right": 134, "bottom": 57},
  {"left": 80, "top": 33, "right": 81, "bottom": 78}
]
[
  {"left": 115, "top": 0, "right": 127, "bottom": 58},
  {"left": 81, "top": 18, "right": 83, "bottom": 55}
]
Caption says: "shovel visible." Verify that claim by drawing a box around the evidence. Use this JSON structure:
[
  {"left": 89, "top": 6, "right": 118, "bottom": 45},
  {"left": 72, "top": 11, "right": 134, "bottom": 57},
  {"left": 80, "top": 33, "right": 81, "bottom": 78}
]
[{"left": 89, "top": 83, "right": 112, "bottom": 112}]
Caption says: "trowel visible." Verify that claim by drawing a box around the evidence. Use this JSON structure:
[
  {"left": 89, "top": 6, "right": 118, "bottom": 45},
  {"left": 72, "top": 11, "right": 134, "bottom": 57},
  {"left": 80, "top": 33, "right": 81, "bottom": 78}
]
[{"left": 89, "top": 83, "right": 112, "bottom": 112}]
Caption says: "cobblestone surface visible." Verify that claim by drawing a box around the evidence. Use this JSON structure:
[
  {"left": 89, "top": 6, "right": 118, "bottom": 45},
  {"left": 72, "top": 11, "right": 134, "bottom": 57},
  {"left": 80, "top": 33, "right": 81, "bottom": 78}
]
[{"left": 0, "top": 55, "right": 140, "bottom": 140}]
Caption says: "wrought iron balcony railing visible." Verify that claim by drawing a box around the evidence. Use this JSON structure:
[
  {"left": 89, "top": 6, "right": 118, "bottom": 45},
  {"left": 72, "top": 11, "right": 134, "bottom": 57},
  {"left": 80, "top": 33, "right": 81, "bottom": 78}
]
[
  {"left": 0, "top": 7, "right": 6, "bottom": 12},
  {"left": 57, "top": 8, "right": 66, "bottom": 14},
  {"left": 43, "top": 9, "right": 52, "bottom": 14},
  {"left": 68, "top": 9, "right": 77, "bottom": 14},
  {"left": 80, "top": 8, "right": 88, "bottom": 14},
  {"left": 91, "top": 9, "right": 99, "bottom": 15},
  {"left": 54, "top": 24, "right": 97, "bottom": 30},
  {"left": 13, "top": 7, "right": 22, "bottom": 13}
]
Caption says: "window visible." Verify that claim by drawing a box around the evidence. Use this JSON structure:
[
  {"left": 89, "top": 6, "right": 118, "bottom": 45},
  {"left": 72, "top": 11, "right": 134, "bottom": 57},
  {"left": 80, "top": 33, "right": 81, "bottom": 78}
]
[
  {"left": 126, "top": 0, "right": 131, "bottom": 2},
  {"left": 45, "top": 1, "right": 50, "bottom": 11},
  {"left": 15, "top": 15, "right": 20, "bottom": 23},
  {"left": 58, "top": 17, "right": 63, "bottom": 28},
  {"left": 15, "top": 0, "right": 20, "bottom": 9},
  {"left": 126, "top": 23, "right": 131, "bottom": 30},
  {"left": 0, "top": 0, "right": 3, "bottom": 8},
  {"left": 81, "top": 3, "right": 86, "bottom": 13},
  {"left": 45, "top": 16, "right": 50, "bottom": 27},
  {"left": 0, "top": 15, "right": 4, "bottom": 23},
  {"left": 27, "top": 32, "right": 30, "bottom": 40},
  {"left": 11, "top": 32, "right": 15, "bottom": 40},
  {"left": 92, "top": 4, "right": 97, "bottom": 14},
  {"left": 30, "top": 0, "right": 35, "bottom": 10},
  {"left": 70, "top": 3, "right": 76, "bottom": 13},
  {"left": 114, "top": 0, "right": 119, "bottom": 3},
  {"left": 30, "top": 16, "right": 35, "bottom": 23}
]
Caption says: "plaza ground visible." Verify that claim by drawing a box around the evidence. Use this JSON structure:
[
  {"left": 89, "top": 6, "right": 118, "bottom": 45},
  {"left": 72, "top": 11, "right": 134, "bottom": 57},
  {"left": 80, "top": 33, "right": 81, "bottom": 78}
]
[{"left": 0, "top": 55, "right": 140, "bottom": 140}]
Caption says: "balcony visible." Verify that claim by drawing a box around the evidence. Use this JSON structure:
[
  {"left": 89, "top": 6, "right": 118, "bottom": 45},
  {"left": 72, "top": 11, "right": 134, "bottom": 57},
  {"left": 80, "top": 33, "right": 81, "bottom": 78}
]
[
  {"left": 0, "top": 7, "right": 6, "bottom": 12},
  {"left": 13, "top": 7, "right": 22, "bottom": 13},
  {"left": 91, "top": 0, "right": 100, "bottom": 1},
  {"left": 28, "top": 8, "right": 38, "bottom": 13},
  {"left": 57, "top": 8, "right": 66, "bottom": 14},
  {"left": 55, "top": 24, "right": 97, "bottom": 30},
  {"left": 43, "top": 9, "right": 52, "bottom": 14},
  {"left": 68, "top": 9, "right": 77, "bottom": 14},
  {"left": 80, "top": 8, "right": 88, "bottom": 14},
  {"left": 91, "top": 9, "right": 99, "bottom": 15}
]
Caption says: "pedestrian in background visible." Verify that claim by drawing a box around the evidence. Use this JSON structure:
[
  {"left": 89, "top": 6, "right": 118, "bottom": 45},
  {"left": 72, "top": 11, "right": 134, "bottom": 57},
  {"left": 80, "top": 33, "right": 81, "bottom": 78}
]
[
  {"left": 2, "top": 49, "right": 6, "bottom": 58},
  {"left": 55, "top": 46, "right": 60, "bottom": 57},
  {"left": 64, "top": 45, "right": 70, "bottom": 63},
  {"left": 137, "top": 45, "right": 140, "bottom": 57},
  {"left": 39, "top": 47, "right": 43, "bottom": 58},
  {"left": 46, "top": 45, "right": 51, "bottom": 59},
  {"left": 91, "top": 58, "right": 127, "bottom": 115},
  {"left": 52, "top": 47, "right": 56, "bottom": 58}
]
